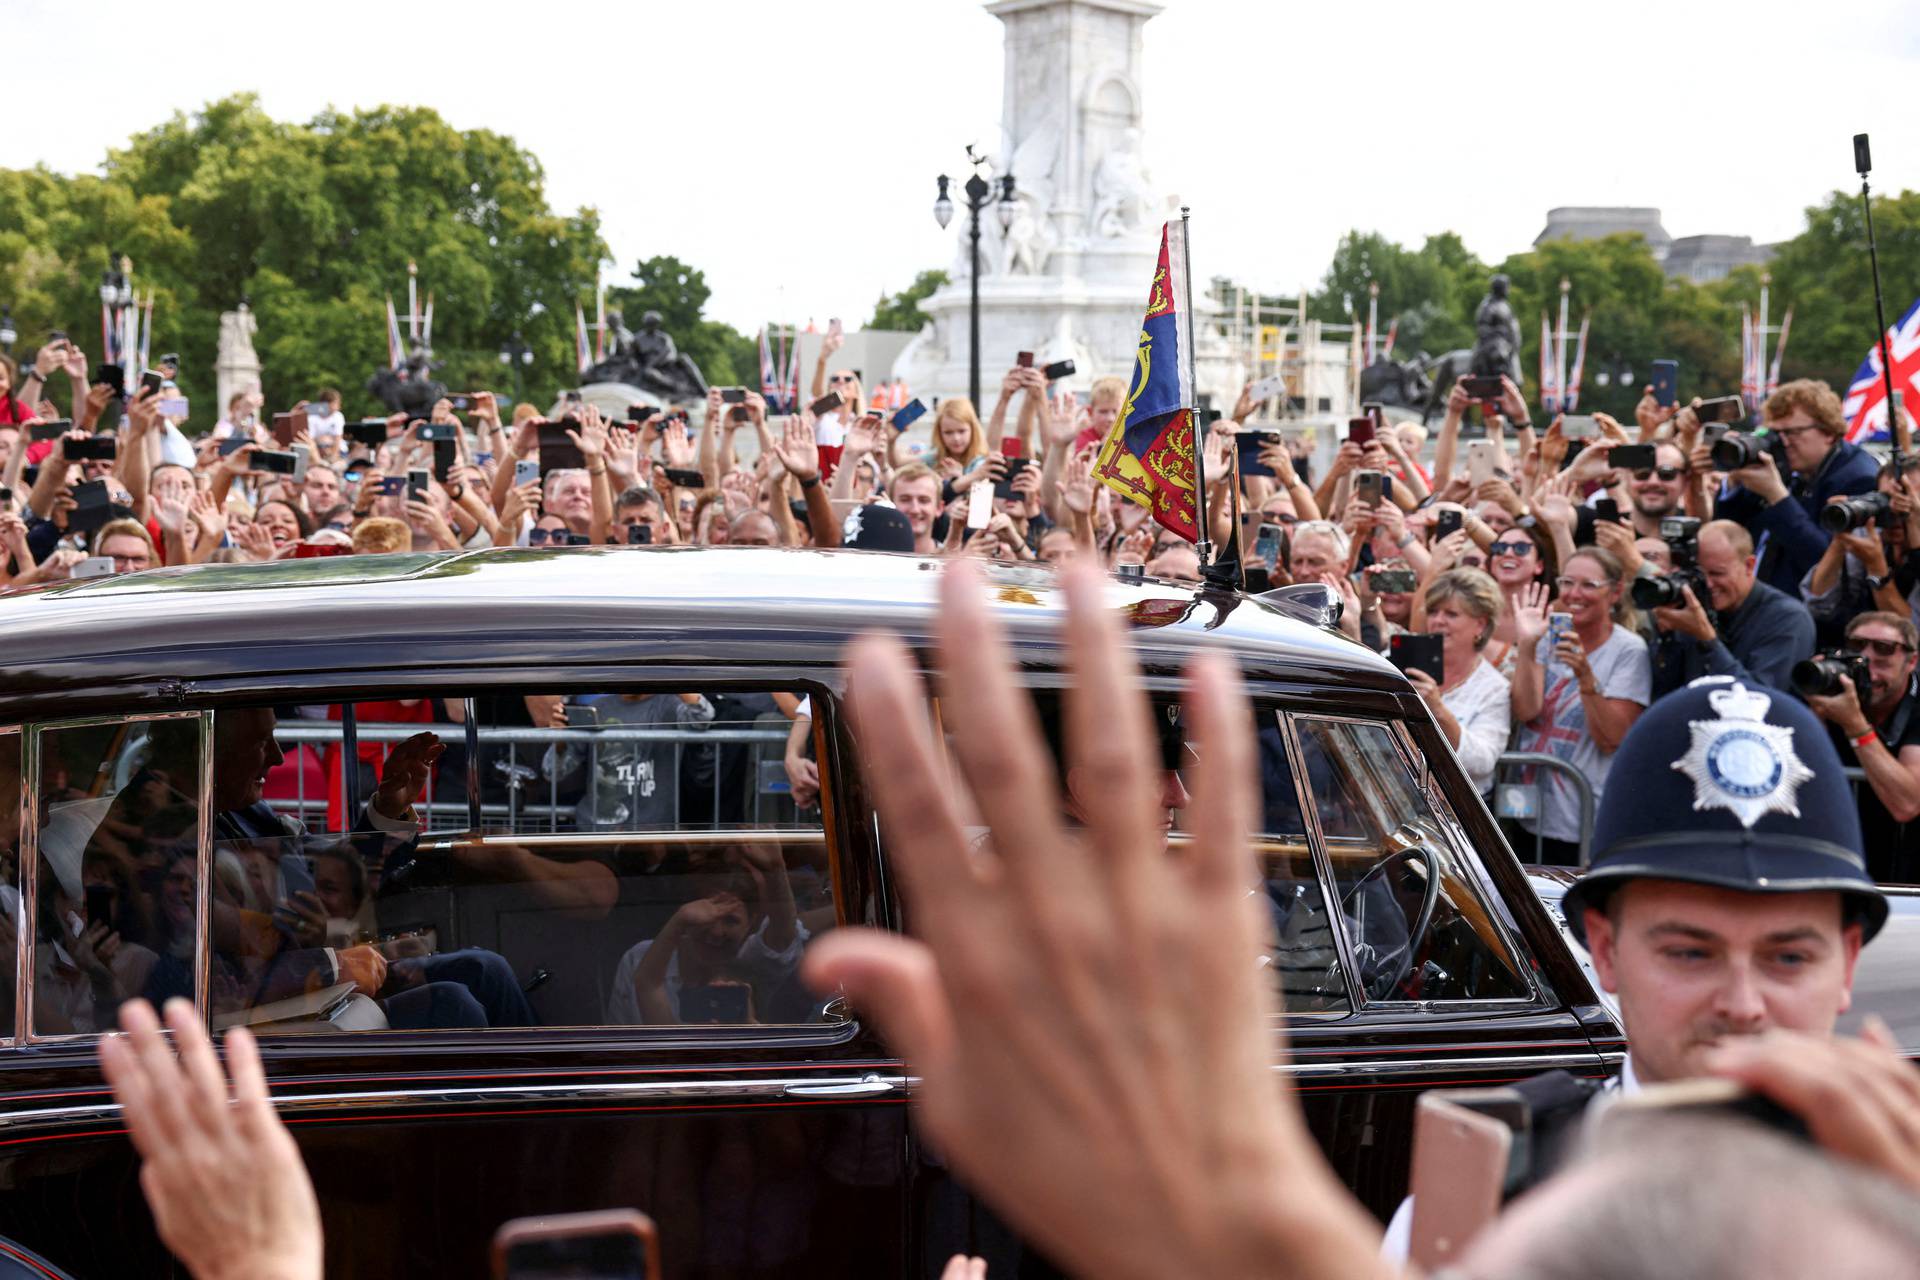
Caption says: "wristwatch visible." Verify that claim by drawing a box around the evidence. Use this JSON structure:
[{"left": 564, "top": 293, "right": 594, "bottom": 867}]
[{"left": 1867, "top": 572, "right": 1892, "bottom": 592}]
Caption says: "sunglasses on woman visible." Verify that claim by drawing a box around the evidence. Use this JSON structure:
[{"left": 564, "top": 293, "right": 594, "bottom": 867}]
[
  {"left": 1487, "top": 540, "right": 1536, "bottom": 557},
  {"left": 1846, "top": 636, "right": 1916, "bottom": 659}
]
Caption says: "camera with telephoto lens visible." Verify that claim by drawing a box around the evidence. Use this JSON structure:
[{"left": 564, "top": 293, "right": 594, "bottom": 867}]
[
  {"left": 1630, "top": 516, "right": 1708, "bottom": 610},
  {"left": 1819, "top": 490, "right": 1892, "bottom": 533},
  {"left": 1710, "top": 431, "right": 1768, "bottom": 471},
  {"left": 1792, "top": 648, "right": 1872, "bottom": 699}
]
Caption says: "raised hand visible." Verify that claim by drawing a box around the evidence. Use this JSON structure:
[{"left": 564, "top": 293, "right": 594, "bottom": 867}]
[
  {"left": 772, "top": 415, "right": 821, "bottom": 484},
  {"left": 661, "top": 419, "right": 696, "bottom": 468},
  {"left": 1513, "top": 580, "right": 1552, "bottom": 646},
  {"left": 373, "top": 731, "right": 445, "bottom": 821}
]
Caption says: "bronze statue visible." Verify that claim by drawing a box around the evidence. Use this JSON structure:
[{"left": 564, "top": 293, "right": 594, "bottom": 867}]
[
  {"left": 367, "top": 340, "right": 448, "bottom": 418},
  {"left": 1471, "top": 274, "right": 1522, "bottom": 384},
  {"left": 583, "top": 310, "right": 707, "bottom": 402},
  {"left": 1358, "top": 355, "right": 1433, "bottom": 413}
]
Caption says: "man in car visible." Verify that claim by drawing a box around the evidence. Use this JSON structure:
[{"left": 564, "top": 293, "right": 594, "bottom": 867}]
[{"left": 1383, "top": 673, "right": 1886, "bottom": 1257}]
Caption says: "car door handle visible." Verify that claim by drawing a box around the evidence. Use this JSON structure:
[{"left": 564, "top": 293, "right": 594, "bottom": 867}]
[{"left": 782, "top": 1074, "right": 899, "bottom": 1098}]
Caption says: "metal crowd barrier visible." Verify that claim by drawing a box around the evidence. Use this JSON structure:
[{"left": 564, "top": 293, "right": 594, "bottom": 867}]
[
  {"left": 266, "top": 721, "right": 798, "bottom": 833},
  {"left": 1492, "top": 751, "right": 1598, "bottom": 867}
]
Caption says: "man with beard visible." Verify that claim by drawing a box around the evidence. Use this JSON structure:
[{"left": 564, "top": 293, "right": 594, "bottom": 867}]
[
  {"left": 1805, "top": 611, "right": 1920, "bottom": 881},
  {"left": 1624, "top": 440, "right": 1691, "bottom": 536}
]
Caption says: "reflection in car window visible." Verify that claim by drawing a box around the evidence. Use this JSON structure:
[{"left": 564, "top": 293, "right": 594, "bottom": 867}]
[
  {"left": 32, "top": 717, "right": 202, "bottom": 1036},
  {"left": 1293, "top": 717, "right": 1528, "bottom": 1005},
  {"left": 0, "top": 731, "right": 19, "bottom": 1038},
  {"left": 1254, "top": 711, "right": 1347, "bottom": 1015},
  {"left": 198, "top": 691, "right": 837, "bottom": 1035}
]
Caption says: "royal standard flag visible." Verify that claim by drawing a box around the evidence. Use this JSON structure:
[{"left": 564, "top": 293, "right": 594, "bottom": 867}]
[{"left": 1094, "top": 220, "right": 1198, "bottom": 542}]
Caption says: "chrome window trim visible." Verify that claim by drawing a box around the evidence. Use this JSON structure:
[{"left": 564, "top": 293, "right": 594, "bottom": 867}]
[
  {"left": 5, "top": 726, "right": 24, "bottom": 1046},
  {"left": 1274, "top": 711, "right": 1366, "bottom": 1013},
  {"left": 23, "top": 711, "right": 207, "bottom": 1044},
  {"left": 1286, "top": 711, "right": 1544, "bottom": 1012},
  {"left": 0, "top": 1047, "right": 1616, "bottom": 1136}
]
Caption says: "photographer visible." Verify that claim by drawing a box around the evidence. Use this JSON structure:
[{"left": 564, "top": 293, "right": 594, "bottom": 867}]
[
  {"left": 1803, "top": 458, "right": 1920, "bottom": 645},
  {"left": 1710, "top": 379, "right": 1880, "bottom": 596},
  {"left": 1803, "top": 611, "right": 1920, "bottom": 881},
  {"left": 1647, "top": 519, "right": 1815, "bottom": 698}
]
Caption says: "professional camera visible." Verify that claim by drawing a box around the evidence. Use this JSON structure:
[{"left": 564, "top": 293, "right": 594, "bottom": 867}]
[
  {"left": 1710, "top": 431, "right": 1768, "bottom": 471},
  {"left": 1818, "top": 490, "right": 1892, "bottom": 533},
  {"left": 1792, "top": 648, "right": 1873, "bottom": 699},
  {"left": 1630, "top": 516, "right": 1709, "bottom": 610}
]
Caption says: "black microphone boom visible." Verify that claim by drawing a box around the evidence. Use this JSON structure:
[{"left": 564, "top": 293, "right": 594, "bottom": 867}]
[{"left": 1855, "top": 132, "right": 1907, "bottom": 452}]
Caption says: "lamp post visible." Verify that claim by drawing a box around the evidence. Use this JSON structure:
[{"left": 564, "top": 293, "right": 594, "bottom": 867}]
[
  {"left": 933, "top": 150, "right": 1016, "bottom": 406},
  {"left": 498, "top": 331, "right": 533, "bottom": 407},
  {"left": 0, "top": 306, "right": 14, "bottom": 356}
]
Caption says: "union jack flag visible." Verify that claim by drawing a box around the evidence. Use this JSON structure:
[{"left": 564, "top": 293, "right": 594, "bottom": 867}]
[{"left": 1843, "top": 295, "right": 1920, "bottom": 443}]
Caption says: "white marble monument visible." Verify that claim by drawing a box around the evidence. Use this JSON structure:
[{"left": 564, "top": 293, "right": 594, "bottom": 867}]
[
  {"left": 894, "top": 0, "right": 1231, "bottom": 409},
  {"left": 215, "top": 304, "right": 262, "bottom": 419}
]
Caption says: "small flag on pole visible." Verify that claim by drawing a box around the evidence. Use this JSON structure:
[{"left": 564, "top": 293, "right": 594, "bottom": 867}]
[
  {"left": 1564, "top": 314, "right": 1590, "bottom": 412},
  {"left": 1767, "top": 309, "right": 1793, "bottom": 397},
  {"left": 1538, "top": 314, "right": 1561, "bottom": 415},
  {"left": 1093, "top": 219, "right": 1200, "bottom": 542}
]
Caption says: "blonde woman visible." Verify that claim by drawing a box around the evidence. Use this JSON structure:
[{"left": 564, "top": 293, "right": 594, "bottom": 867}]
[{"left": 1407, "top": 569, "right": 1510, "bottom": 795}]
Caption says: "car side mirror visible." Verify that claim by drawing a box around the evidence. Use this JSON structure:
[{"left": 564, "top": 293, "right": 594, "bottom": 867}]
[{"left": 1259, "top": 581, "right": 1343, "bottom": 629}]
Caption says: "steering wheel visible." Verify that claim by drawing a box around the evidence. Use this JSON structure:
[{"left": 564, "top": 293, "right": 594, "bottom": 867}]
[{"left": 1342, "top": 844, "right": 1440, "bottom": 999}]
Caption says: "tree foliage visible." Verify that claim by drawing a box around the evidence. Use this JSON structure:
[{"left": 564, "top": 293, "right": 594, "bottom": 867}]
[
  {"left": 869, "top": 269, "right": 950, "bottom": 333},
  {"left": 604, "top": 255, "right": 757, "bottom": 389},
  {"left": 0, "top": 94, "right": 610, "bottom": 417},
  {"left": 1765, "top": 189, "right": 1920, "bottom": 389}
]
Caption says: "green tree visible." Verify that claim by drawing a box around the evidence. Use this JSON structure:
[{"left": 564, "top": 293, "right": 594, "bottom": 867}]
[
  {"left": 604, "top": 254, "right": 757, "bottom": 389},
  {"left": 0, "top": 94, "right": 610, "bottom": 418},
  {"left": 869, "top": 269, "right": 949, "bottom": 332},
  {"left": 1763, "top": 189, "right": 1920, "bottom": 389},
  {"left": 1309, "top": 230, "right": 1488, "bottom": 359}
]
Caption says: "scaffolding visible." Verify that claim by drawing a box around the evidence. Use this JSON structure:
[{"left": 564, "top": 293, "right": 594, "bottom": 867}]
[{"left": 1213, "top": 279, "right": 1362, "bottom": 424}]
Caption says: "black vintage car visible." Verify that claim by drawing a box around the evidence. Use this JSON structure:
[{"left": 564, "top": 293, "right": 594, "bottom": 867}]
[{"left": 0, "top": 547, "right": 1910, "bottom": 1279}]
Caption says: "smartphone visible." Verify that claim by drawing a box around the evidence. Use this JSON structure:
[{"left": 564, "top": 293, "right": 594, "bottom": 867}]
[
  {"left": 808, "top": 392, "right": 843, "bottom": 417},
  {"left": 1650, "top": 359, "right": 1679, "bottom": 409},
  {"left": 1695, "top": 396, "right": 1745, "bottom": 424},
  {"left": 627, "top": 524, "right": 652, "bottom": 546},
  {"left": 29, "top": 419, "right": 72, "bottom": 442},
  {"left": 1371, "top": 568, "right": 1418, "bottom": 593},
  {"left": 140, "top": 370, "right": 164, "bottom": 397},
  {"left": 1000, "top": 435, "right": 1024, "bottom": 459},
  {"left": 407, "top": 468, "right": 431, "bottom": 502},
  {"left": 537, "top": 422, "right": 586, "bottom": 473},
  {"left": 1016, "top": 351, "right": 1034, "bottom": 368},
  {"left": 270, "top": 412, "right": 299, "bottom": 447},
  {"left": 720, "top": 387, "right": 748, "bottom": 404},
  {"left": 474, "top": 451, "right": 494, "bottom": 467},
  {"left": 292, "top": 444, "right": 312, "bottom": 485},
  {"left": 827, "top": 316, "right": 843, "bottom": 339},
  {"left": 91, "top": 363, "right": 124, "bottom": 392},
  {"left": 890, "top": 399, "right": 927, "bottom": 432},
  {"left": 84, "top": 883, "right": 116, "bottom": 931},
  {"left": 1355, "top": 469, "right": 1387, "bottom": 505},
  {"left": 1609, "top": 1077, "right": 1809, "bottom": 1142},
  {"left": 1346, "top": 416, "right": 1375, "bottom": 446},
  {"left": 158, "top": 396, "right": 189, "bottom": 418},
  {"left": 1460, "top": 374, "right": 1504, "bottom": 400},
  {"left": 1560, "top": 413, "right": 1596, "bottom": 436},
  {"left": 491, "top": 1209, "right": 659, "bottom": 1280},
  {"left": 514, "top": 459, "right": 540, "bottom": 488},
  {"left": 346, "top": 420, "right": 388, "bottom": 447},
  {"left": 1407, "top": 1093, "right": 1512, "bottom": 1271},
  {"left": 1389, "top": 633, "right": 1445, "bottom": 683},
  {"left": 1467, "top": 439, "right": 1496, "bottom": 489},
  {"left": 1251, "top": 521, "right": 1284, "bottom": 569},
  {"left": 1237, "top": 430, "right": 1278, "bottom": 479},
  {"left": 1607, "top": 443, "right": 1657, "bottom": 472},
  {"left": 627, "top": 404, "right": 659, "bottom": 424},
  {"left": 1248, "top": 373, "right": 1285, "bottom": 403},
  {"left": 218, "top": 435, "right": 252, "bottom": 457},
  {"left": 277, "top": 853, "right": 316, "bottom": 901},
  {"left": 377, "top": 477, "right": 407, "bottom": 496},
  {"left": 253, "top": 448, "right": 298, "bottom": 475},
  {"left": 1594, "top": 497, "right": 1623, "bottom": 524},
  {"left": 1547, "top": 611, "right": 1574, "bottom": 659},
  {"left": 563, "top": 390, "right": 585, "bottom": 405},
  {"left": 1433, "top": 508, "right": 1464, "bottom": 541},
  {"left": 663, "top": 467, "right": 704, "bottom": 489},
  {"left": 447, "top": 394, "right": 473, "bottom": 411},
  {"left": 993, "top": 457, "right": 1035, "bottom": 500},
  {"left": 679, "top": 983, "right": 751, "bottom": 1023},
  {"left": 72, "top": 555, "right": 116, "bottom": 579},
  {"left": 1042, "top": 358, "right": 1075, "bottom": 380},
  {"left": 967, "top": 477, "right": 994, "bottom": 530},
  {"left": 432, "top": 438, "right": 456, "bottom": 479},
  {"left": 66, "top": 435, "right": 118, "bottom": 461}
]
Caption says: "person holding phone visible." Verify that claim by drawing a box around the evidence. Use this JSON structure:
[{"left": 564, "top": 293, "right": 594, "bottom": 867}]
[{"left": 1407, "top": 569, "right": 1510, "bottom": 796}]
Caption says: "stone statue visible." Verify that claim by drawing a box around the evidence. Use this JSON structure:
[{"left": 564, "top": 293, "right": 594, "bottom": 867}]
[
  {"left": 1471, "top": 274, "right": 1523, "bottom": 384},
  {"left": 367, "top": 339, "right": 448, "bottom": 418},
  {"left": 1090, "top": 128, "right": 1158, "bottom": 238},
  {"left": 582, "top": 310, "right": 707, "bottom": 402},
  {"left": 1001, "top": 199, "right": 1049, "bottom": 276},
  {"left": 215, "top": 304, "right": 262, "bottom": 418}
]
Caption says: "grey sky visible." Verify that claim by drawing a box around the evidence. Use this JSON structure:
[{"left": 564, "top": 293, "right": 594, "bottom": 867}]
[{"left": 4, "top": 0, "right": 1917, "bottom": 334}]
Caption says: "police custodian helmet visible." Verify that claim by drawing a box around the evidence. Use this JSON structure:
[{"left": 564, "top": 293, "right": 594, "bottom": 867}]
[{"left": 1561, "top": 676, "right": 1888, "bottom": 944}]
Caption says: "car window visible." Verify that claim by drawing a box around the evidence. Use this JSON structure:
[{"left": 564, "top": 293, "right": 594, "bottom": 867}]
[
  {"left": 1253, "top": 710, "right": 1348, "bottom": 1014},
  {"left": 201, "top": 690, "right": 837, "bottom": 1036},
  {"left": 1292, "top": 716, "right": 1529, "bottom": 1005},
  {"left": 30, "top": 715, "right": 204, "bottom": 1037},
  {"left": 0, "top": 729, "right": 19, "bottom": 1040}
]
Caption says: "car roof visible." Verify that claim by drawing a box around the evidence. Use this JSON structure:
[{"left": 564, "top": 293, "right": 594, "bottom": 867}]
[{"left": 0, "top": 547, "right": 1405, "bottom": 717}]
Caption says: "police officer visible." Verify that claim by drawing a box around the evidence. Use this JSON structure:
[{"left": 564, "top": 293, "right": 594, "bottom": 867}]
[{"left": 1385, "top": 673, "right": 1888, "bottom": 1259}]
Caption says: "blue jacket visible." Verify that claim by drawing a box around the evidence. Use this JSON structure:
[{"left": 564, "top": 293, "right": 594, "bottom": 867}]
[
  {"left": 1649, "top": 579, "right": 1816, "bottom": 700},
  {"left": 1716, "top": 437, "right": 1880, "bottom": 596}
]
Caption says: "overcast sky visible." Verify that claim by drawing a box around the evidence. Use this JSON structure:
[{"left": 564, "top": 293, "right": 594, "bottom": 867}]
[{"left": 5, "top": 0, "right": 1918, "bottom": 334}]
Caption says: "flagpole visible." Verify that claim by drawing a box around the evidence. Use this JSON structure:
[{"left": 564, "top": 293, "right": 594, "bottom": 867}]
[{"left": 1179, "top": 206, "right": 1211, "bottom": 566}]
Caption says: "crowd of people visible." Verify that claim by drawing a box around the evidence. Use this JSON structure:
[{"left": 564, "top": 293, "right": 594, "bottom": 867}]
[{"left": 2, "top": 321, "right": 1917, "bottom": 888}]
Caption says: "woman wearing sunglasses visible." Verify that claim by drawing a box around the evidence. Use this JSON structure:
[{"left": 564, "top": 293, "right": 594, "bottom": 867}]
[
  {"left": 1473, "top": 524, "right": 1557, "bottom": 677},
  {"left": 1509, "top": 546, "right": 1652, "bottom": 866}
]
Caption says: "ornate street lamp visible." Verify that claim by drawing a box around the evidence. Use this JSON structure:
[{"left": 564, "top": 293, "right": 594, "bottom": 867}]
[{"left": 933, "top": 149, "right": 1016, "bottom": 406}]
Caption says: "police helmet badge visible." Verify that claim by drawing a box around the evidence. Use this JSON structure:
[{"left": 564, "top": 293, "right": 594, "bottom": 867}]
[{"left": 1670, "top": 679, "right": 1814, "bottom": 828}]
